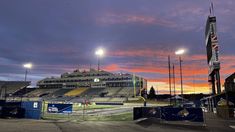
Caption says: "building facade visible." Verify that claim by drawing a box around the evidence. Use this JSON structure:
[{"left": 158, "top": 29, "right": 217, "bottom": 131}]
[
  {"left": 37, "top": 69, "right": 147, "bottom": 92},
  {"left": 224, "top": 73, "right": 235, "bottom": 92}
]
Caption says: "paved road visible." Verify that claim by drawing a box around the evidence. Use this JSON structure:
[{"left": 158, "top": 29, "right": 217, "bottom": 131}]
[
  {"left": 204, "top": 112, "right": 235, "bottom": 132},
  {"left": 0, "top": 112, "right": 235, "bottom": 132},
  {"left": 55, "top": 120, "right": 207, "bottom": 132}
]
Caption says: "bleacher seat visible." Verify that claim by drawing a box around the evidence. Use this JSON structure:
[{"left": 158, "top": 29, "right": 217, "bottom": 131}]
[
  {"left": 25, "top": 88, "right": 58, "bottom": 97},
  {"left": 50, "top": 89, "right": 73, "bottom": 97},
  {"left": 79, "top": 88, "right": 105, "bottom": 97},
  {"left": 0, "top": 81, "right": 30, "bottom": 97},
  {"left": 64, "top": 88, "right": 88, "bottom": 97}
]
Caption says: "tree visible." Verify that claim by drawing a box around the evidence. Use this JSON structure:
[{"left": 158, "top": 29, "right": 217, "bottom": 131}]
[{"left": 148, "top": 86, "right": 156, "bottom": 99}]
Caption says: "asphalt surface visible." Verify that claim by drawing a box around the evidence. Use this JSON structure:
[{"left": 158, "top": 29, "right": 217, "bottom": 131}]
[{"left": 0, "top": 112, "right": 234, "bottom": 132}]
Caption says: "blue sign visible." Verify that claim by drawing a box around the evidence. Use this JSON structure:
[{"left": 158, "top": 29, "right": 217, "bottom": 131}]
[
  {"left": 133, "top": 107, "right": 204, "bottom": 122},
  {"left": 47, "top": 104, "right": 72, "bottom": 113},
  {"left": 133, "top": 107, "right": 161, "bottom": 120},
  {"left": 161, "top": 107, "right": 204, "bottom": 122}
]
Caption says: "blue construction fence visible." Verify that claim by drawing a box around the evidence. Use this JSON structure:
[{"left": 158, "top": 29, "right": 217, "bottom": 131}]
[
  {"left": 133, "top": 106, "right": 204, "bottom": 122},
  {"left": 0, "top": 100, "right": 42, "bottom": 120},
  {"left": 21, "top": 101, "right": 42, "bottom": 119}
]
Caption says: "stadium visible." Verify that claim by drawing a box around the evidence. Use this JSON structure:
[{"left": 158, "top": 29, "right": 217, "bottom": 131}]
[{"left": 2, "top": 69, "right": 147, "bottom": 105}]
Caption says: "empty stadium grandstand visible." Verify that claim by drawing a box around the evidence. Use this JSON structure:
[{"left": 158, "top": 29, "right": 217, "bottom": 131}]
[
  {"left": 39, "top": 69, "right": 146, "bottom": 88},
  {"left": 0, "top": 81, "right": 30, "bottom": 98},
  {"left": 6, "top": 69, "right": 147, "bottom": 103}
]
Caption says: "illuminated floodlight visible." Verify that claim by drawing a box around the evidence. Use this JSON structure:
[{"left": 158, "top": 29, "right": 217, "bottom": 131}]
[
  {"left": 23, "top": 63, "right": 33, "bottom": 69},
  {"left": 95, "top": 48, "right": 105, "bottom": 57},
  {"left": 175, "top": 49, "right": 186, "bottom": 55}
]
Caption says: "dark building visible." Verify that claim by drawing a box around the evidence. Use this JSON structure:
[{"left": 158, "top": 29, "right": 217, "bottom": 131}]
[{"left": 224, "top": 73, "right": 235, "bottom": 92}]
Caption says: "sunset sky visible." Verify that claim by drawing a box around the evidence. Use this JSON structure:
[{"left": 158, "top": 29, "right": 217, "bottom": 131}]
[{"left": 0, "top": 0, "right": 235, "bottom": 94}]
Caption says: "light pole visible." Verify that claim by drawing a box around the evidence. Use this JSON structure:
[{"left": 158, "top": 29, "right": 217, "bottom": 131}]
[
  {"left": 168, "top": 56, "right": 172, "bottom": 105},
  {"left": 23, "top": 63, "right": 32, "bottom": 100},
  {"left": 175, "top": 49, "right": 185, "bottom": 101},
  {"left": 23, "top": 63, "right": 32, "bottom": 81},
  {"left": 95, "top": 48, "right": 105, "bottom": 71},
  {"left": 172, "top": 64, "right": 177, "bottom": 105}
]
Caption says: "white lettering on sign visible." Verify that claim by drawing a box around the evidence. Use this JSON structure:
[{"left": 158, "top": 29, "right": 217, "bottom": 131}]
[{"left": 33, "top": 102, "right": 38, "bottom": 108}]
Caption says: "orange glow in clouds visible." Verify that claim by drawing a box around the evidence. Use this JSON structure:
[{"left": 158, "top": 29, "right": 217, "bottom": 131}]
[{"left": 103, "top": 49, "right": 235, "bottom": 94}]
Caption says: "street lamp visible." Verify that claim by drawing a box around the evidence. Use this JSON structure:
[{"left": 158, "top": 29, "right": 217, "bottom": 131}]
[
  {"left": 23, "top": 63, "right": 32, "bottom": 81},
  {"left": 175, "top": 49, "right": 185, "bottom": 100},
  {"left": 95, "top": 48, "right": 105, "bottom": 71}
]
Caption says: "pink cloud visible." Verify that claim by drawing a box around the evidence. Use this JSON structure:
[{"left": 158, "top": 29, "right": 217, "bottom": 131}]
[{"left": 97, "top": 13, "right": 176, "bottom": 27}]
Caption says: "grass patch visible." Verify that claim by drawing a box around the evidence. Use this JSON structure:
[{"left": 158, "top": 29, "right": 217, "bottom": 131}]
[
  {"left": 73, "top": 105, "right": 116, "bottom": 111},
  {"left": 42, "top": 112, "right": 133, "bottom": 121},
  {"left": 125, "top": 99, "right": 169, "bottom": 105}
]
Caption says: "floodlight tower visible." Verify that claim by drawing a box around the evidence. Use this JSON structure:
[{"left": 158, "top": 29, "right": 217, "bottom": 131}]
[
  {"left": 175, "top": 49, "right": 185, "bottom": 98},
  {"left": 23, "top": 63, "right": 33, "bottom": 81},
  {"left": 95, "top": 48, "right": 105, "bottom": 71}
]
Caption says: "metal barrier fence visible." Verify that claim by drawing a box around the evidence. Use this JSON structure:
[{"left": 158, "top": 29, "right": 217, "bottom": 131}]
[
  {"left": 41, "top": 101, "right": 133, "bottom": 121},
  {"left": 134, "top": 107, "right": 204, "bottom": 123}
]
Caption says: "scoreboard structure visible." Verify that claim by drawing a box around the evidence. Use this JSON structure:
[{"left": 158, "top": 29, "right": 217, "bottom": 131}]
[{"left": 205, "top": 15, "right": 221, "bottom": 95}]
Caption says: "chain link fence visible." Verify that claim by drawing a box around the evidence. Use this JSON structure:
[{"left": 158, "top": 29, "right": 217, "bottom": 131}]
[{"left": 41, "top": 101, "right": 133, "bottom": 121}]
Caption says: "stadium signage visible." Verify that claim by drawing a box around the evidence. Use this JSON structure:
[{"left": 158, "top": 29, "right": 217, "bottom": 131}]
[{"left": 47, "top": 104, "right": 72, "bottom": 113}]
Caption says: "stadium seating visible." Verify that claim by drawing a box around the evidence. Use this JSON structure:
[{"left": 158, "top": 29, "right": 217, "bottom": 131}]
[
  {"left": 13, "top": 88, "right": 36, "bottom": 96},
  {"left": 0, "top": 81, "right": 30, "bottom": 97},
  {"left": 47, "top": 96, "right": 73, "bottom": 102},
  {"left": 102, "top": 87, "right": 123, "bottom": 96},
  {"left": 79, "top": 88, "right": 105, "bottom": 97},
  {"left": 25, "top": 88, "right": 58, "bottom": 97},
  {"left": 116, "top": 87, "right": 140, "bottom": 97},
  {"left": 64, "top": 88, "right": 88, "bottom": 97},
  {"left": 49, "top": 89, "right": 73, "bottom": 97}
]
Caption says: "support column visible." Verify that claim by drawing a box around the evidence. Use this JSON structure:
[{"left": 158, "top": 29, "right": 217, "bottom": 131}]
[{"left": 215, "top": 70, "right": 221, "bottom": 94}]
